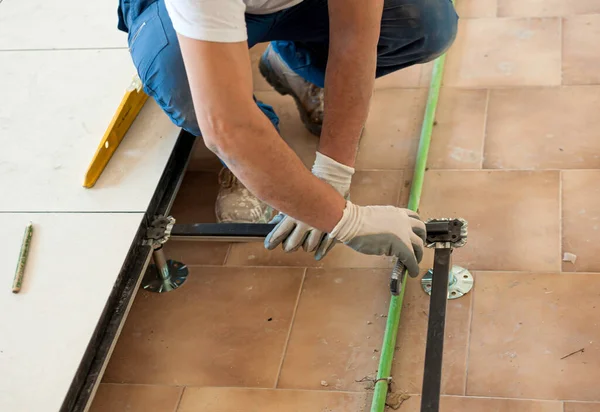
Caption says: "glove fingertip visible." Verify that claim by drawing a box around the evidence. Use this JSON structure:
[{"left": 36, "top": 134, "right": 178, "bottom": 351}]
[
  {"left": 265, "top": 219, "right": 292, "bottom": 250},
  {"left": 264, "top": 235, "right": 279, "bottom": 251},
  {"left": 314, "top": 236, "right": 336, "bottom": 261},
  {"left": 403, "top": 256, "right": 420, "bottom": 278}
]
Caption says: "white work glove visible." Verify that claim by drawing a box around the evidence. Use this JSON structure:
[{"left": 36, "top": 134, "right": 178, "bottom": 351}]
[
  {"left": 316, "top": 201, "right": 427, "bottom": 277},
  {"left": 264, "top": 152, "right": 354, "bottom": 255}
]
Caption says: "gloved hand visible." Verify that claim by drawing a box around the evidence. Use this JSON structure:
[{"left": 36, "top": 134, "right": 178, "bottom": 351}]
[
  {"left": 264, "top": 152, "right": 354, "bottom": 254},
  {"left": 316, "top": 201, "right": 426, "bottom": 277}
]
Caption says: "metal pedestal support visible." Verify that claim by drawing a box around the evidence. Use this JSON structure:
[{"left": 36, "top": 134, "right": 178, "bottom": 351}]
[
  {"left": 141, "top": 216, "right": 189, "bottom": 293},
  {"left": 142, "top": 247, "right": 189, "bottom": 293}
]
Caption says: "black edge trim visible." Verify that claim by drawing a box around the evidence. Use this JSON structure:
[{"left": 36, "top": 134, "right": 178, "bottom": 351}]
[{"left": 61, "top": 130, "right": 196, "bottom": 412}]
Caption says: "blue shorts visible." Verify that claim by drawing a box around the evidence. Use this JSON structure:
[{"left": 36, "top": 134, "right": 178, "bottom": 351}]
[{"left": 118, "top": 0, "right": 458, "bottom": 136}]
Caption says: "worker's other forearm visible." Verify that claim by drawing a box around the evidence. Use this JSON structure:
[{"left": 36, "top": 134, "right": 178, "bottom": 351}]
[
  {"left": 204, "top": 107, "right": 346, "bottom": 233},
  {"left": 319, "top": 1, "right": 383, "bottom": 167}
]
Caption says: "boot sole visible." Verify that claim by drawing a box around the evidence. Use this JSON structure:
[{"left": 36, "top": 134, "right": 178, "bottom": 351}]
[{"left": 259, "top": 57, "right": 322, "bottom": 138}]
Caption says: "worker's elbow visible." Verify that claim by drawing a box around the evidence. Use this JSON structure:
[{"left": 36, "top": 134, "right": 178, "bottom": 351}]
[{"left": 200, "top": 116, "right": 241, "bottom": 157}]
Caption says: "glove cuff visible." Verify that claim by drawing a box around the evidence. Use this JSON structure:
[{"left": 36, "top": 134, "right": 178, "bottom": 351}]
[
  {"left": 330, "top": 200, "right": 362, "bottom": 243},
  {"left": 311, "top": 152, "right": 354, "bottom": 195}
]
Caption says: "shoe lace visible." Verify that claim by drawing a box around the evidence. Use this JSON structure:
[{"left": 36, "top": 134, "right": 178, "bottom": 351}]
[{"left": 218, "top": 168, "right": 237, "bottom": 189}]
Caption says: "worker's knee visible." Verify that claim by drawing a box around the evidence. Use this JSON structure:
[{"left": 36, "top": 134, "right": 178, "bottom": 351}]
[
  {"left": 379, "top": 0, "right": 458, "bottom": 65},
  {"left": 419, "top": 1, "right": 458, "bottom": 62},
  {"left": 151, "top": 85, "right": 201, "bottom": 136}
]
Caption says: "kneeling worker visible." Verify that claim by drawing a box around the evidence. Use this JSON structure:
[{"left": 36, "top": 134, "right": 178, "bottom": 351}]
[{"left": 117, "top": 0, "right": 458, "bottom": 276}]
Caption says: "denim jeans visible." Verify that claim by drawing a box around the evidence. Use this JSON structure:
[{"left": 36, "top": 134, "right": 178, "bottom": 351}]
[{"left": 117, "top": 0, "right": 458, "bottom": 136}]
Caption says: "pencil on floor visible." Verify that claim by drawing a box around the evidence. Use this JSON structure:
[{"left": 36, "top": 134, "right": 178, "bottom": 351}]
[{"left": 12, "top": 222, "right": 34, "bottom": 294}]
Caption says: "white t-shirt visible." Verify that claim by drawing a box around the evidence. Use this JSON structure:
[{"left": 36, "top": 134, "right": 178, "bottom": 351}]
[{"left": 165, "top": 0, "right": 303, "bottom": 43}]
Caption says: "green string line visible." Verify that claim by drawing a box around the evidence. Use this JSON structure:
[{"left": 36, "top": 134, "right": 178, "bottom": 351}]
[{"left": 369, "top": 49, "right": 449, "bottom": 412}]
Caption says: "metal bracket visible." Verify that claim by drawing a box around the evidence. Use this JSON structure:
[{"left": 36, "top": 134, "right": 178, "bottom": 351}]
[
  {"left": 425, "top": 218, "right": 468, "bottom": 249},
  {"left": 141, "top": 215, "right": 189, "bottom": 293},
  {"left": 144, "top": 215, "right": 176, "bottom": 249}
]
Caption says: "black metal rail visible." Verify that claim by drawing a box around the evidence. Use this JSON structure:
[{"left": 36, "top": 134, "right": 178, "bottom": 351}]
[{"left": 420, "top": 247, "right": 452, "bottom": 412}]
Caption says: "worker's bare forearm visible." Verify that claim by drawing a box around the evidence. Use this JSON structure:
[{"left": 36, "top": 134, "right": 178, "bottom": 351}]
[
  {"left": 206, "top": 107, "right": 346, "bottom": 233},
  {"left": 176, "top": 36, "right": 346, "bottom": 233},
  {"left": 319, "top": 0, "right": 383, "bottom": 167}
]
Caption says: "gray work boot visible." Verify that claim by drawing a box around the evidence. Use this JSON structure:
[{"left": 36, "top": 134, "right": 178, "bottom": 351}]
[
  {"left": 259, "top": 44, "right": 324, "bottom": 137},
  {"left": 215, "top": 168, "right": 276, "bottom": 223}
]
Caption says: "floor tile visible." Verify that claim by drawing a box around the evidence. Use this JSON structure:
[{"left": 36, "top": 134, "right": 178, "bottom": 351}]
[
  {"left": 563, "top": 15, "right": 600, "bottom": 85},
  {"left": 254, "top": 91, "right": 319, "bottom": 169},
  {"left": 467, "top": 272, "right": 600, "bottom": 401},
  {"left": 350, "top": 170, "right": 404, "bottom": 206},
  {"left": 419, "top": 171, "right": 561, "bottom": 272},
  {"left": 187, "top": 142, "right": 222, "bottom": 172},
  {"left": 428, "top": 89, "right": 488, "bottom": 169},
  {"left": 0, "top": 50, "right": 179, "bottom": 212},
  {"left": 355, "top": 89, "right": 428, "bottom": 170},
  {"left": 455, "top": 0, "right": 497, "bottom": 18},
  {"left": 391, "top": 277, "right": 472, "bottom": 395},
  {"left": 277, "top": 269, "right": 390, "bottom": 391},
  {"left": 0, "top": 213, "right": 144, "bottom": 412},
  {"left": 89, "top": 384, "right": 182, "bottom": 412},
  {"left": 0, "top": 0, "right": 126, "bottom": 49},
  {"left": 103, "top": 266, "right": 304, "bottom": 387},
  {"left": 445, "top": 18, "right": 561, "bottom": 87},
  {"left": 226, "top": 241, "right": 393, "bottom": 268},
  {"left": 565, "top": 403, "right": 600, "bottom": 412},
  {"left": 562, "top": 171, "right": 600, "bottom": 272},
  {"left": 162, "top": 241, "right": 229, "bottom": 266},
  {"left": 374, "top": 65, "right": 422, "bottom": 89},
  {"left": 169, "top": 171, "right": 219, "bottom": 224},
  {"left": 419, "top": 61, "right": 436, "bottom": 87},
  {"left": 397, "top": 395, "right": 563, "bottom": 411},
  {"left": 498, "top": 0, "right": 600, "bottom": 17},
  {"left": 177, "top": 387, "right": 369, "bottom": 412},
  {"left": 484, "top": 87, "right": 600, "bottom": 170}
]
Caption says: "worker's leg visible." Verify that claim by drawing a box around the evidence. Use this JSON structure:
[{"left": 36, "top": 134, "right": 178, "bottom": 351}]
[
  {"left": 124, "top": 0, "right": 280, "bottom": 136},
  {"left": 124, "top": 0, "right": 279, "bottom": 223},
  {"left": 259, "top": 0, "right": 458, "bottom": 135}
]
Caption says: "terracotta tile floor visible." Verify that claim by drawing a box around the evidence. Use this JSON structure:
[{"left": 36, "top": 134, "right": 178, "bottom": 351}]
[{"left": 93, "top": 3, "right": 600, "bottom": 411}]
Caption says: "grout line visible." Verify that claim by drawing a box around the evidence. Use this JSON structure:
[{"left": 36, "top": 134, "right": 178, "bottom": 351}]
[
  {"left": 173, "top": 386, "right": 186, "bottom": 412},
  {"left": 463, "top": 275, "right": 476, "bottom": 396},
  {"left": 222, "top": 244, "right": 233, "bottom": 266},
  {"left": 273, "top": 268, "right": 307, "bottom": 388},
  {"left": 480, "top": 89, "right": 491, "bottom": 169},
  {"left": 100, "top": 382, "right": 186, "bottom": 388},
  {"left": 164, "top": 385, "right": 371, "bottom": 395},
  {"left": 102, "top": 382, "right": 596, "bottom": 404},
  {"left": 558, "top": 170, "right": 564, "bottom": 272},
  {"left": 559, "top": 17, "right": 564, "bottom": 86},
  {"left": 395, "top": 173, "right": 406, "bottom": 207},
  {"left": 440, "top": 393, "right": 578, "bottom": 403},
  {"left": 563, "top": 401, "right": 566, "bottom": 412}
]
